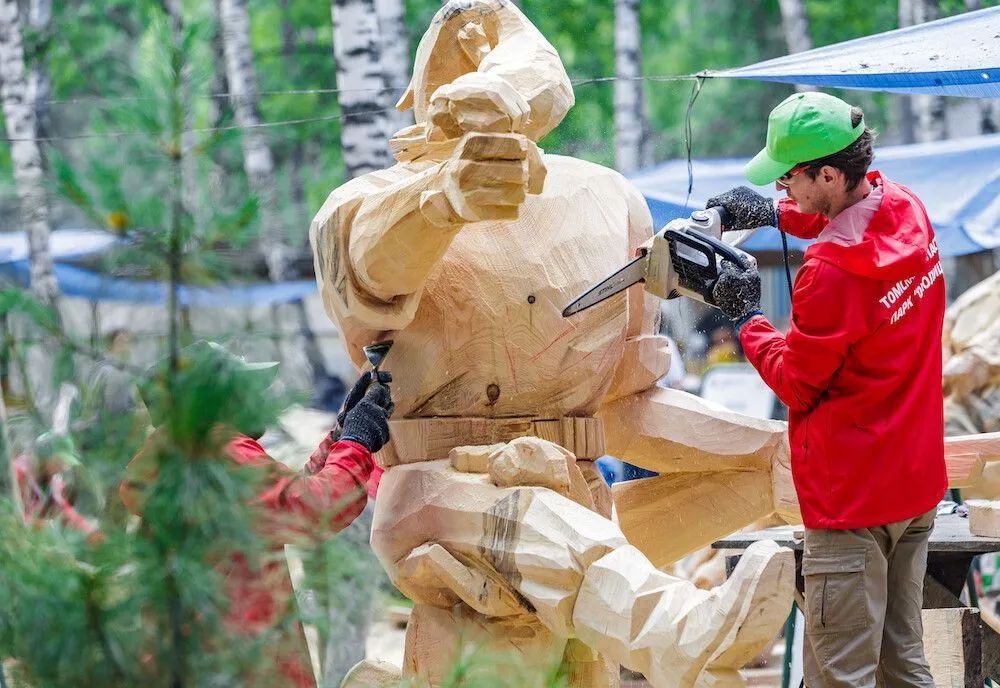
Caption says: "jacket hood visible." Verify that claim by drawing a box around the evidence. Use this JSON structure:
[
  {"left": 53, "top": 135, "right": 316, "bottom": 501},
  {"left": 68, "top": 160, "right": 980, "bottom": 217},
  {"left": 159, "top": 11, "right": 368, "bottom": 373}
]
[{"left": 807, "top": 171, "right": 935, "bottom": 282}]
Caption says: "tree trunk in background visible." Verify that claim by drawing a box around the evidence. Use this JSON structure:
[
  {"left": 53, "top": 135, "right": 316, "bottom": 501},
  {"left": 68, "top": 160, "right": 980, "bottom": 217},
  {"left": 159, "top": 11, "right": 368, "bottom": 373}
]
[
  {"left": 912, "top": 0, "right": 948, "bottom": 142},
  {"left": 614, "top": 0, "right": 648, "bottom": 174},
  {"left": 163, "top": 0, "right": 200, "bottom": 235},
  {"left": 374, "top": 0, "right": 413, "bottom": 135},
  {"left": 278, "top": 0, "right": 298, "bottom": 57},
  {"left": 331, "top": 0, "right": 392, "bottom": 180},
  {"left": 27, "top": 0, "right": 50, "bottom": 145},
  {"left": 896, "top": 0, "right": 918, "bottom": 144},
  {"left": 207, "top": 0, "right": 231, "bottom": 212},
  {"left": 0, "top": 0, "right": 58, "bottom": 308},
  {"left": 209, "top": 0, "right": 230, "bottom": 130},
  {"left": 965, "top": 0, "right": 998, "bottom": 133},
  {"left": 220, "top": 0, "right": 289, "bottom": 281},
  {"left": 777, "top": 0, "right": 816, "bottom": 93}
]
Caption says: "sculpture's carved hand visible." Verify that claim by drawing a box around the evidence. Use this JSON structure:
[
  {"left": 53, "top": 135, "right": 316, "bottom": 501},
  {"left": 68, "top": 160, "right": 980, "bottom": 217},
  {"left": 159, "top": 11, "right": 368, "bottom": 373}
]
[
  {"left": 427, "top": 72, "right": 531, "bottom": 142},
  {"left": 421, "top": 132, "right": 546, "bottom": 225}
]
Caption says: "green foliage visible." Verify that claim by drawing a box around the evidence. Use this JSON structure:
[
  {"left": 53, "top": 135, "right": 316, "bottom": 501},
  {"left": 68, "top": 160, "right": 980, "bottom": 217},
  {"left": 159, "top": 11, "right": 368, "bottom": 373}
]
[{"left": 0, "top": 345, "right": 289, "bottom": 687}]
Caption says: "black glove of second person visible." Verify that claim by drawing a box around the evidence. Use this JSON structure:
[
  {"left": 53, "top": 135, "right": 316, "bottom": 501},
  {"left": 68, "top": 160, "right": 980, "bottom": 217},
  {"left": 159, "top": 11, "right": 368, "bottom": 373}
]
[
  {"left": 337, "top": 370, "right": 392, "bottom": 429},
  {"left": 340, "top": 382, "right": 394, "bottom": 454}
]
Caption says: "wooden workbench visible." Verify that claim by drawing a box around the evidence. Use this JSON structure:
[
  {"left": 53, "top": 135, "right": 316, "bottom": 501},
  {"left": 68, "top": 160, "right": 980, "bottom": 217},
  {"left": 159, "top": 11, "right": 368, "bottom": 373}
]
[{"left": 713, "top": 512, "right": 1000, "bottom": 681}]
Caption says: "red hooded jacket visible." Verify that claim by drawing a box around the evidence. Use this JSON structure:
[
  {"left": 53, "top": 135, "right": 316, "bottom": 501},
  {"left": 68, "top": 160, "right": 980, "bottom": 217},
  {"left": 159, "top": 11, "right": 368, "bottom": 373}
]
[
  {"left": 740, "top": 171, "right": 948, "bottom": 529},
  {"left": 121, "top": 431, "right": 379, "bottom": 687}
]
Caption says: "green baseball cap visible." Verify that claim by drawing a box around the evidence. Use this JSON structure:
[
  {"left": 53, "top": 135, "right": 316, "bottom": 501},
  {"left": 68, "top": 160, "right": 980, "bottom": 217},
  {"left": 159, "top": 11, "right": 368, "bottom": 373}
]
[{"left": 745, "top": 92, "right": 866, "bottom": 186}]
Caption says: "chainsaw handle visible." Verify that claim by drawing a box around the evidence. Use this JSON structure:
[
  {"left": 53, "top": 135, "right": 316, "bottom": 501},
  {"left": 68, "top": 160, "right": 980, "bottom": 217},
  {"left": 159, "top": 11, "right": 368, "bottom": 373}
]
[{"left": 698, "top": 233, "right": 753, "bottom": 271}]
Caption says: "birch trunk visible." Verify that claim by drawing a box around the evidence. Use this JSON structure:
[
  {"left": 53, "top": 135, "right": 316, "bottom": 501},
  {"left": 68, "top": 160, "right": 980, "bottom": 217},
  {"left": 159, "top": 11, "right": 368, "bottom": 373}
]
[
  {"left": 0, "top": 0, "right": 58, "bottom": 307},
  {"left": 912, "top": 0, "right": 948, "bottom": 142},
  {"left": 375, "top": 0, "right": 413, "bottom": 135},
  {"left": 220, "top": 0, "right": 289, "bottom": 281},
  {"left": 614, "top": 0, "right": 648, "bottom": 174},
  {"left": 27, "top": 0, "right": 50, "bottom": 142},
  {"left": 208, "top": 0, "right": 230, "bottom": 202},
  {"left": 777, "top": 0, "right": 816, "bottom": 93},
  {"left": 897, "top": 0, "right": 918, "bottom": 144},
  {"left": 332, "top": 0, "right": 392, "bottom": 180}
]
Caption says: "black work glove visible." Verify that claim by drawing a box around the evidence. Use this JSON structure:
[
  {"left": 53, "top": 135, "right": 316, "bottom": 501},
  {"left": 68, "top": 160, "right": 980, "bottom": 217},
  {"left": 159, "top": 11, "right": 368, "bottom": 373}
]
[
  {"left": 706, "top": 186, "right": 777, "bottom": 232},
  {"left": 340, "top": 382, "right": 395, "bottom": 454},
  {"left": 712, "top": 260, "right": 763, "bottom": 325},
  {"left": 337, "top": 370, "right": 392, "bottom": 429}
]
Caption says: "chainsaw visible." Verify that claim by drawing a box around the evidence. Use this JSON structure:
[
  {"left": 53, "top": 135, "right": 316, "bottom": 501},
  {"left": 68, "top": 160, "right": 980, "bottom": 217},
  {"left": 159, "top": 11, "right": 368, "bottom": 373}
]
[{"left": 561, "top": 207, "right": 757, "bottom": 317}]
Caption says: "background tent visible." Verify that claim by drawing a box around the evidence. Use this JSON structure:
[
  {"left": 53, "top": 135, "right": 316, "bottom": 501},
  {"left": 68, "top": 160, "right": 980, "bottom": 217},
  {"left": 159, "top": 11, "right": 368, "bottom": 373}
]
[
  {"left": 709, "top": 6, "right": 1000, "bottom": 97},
  {"left": 629, "top": 132, "right": 1000, "bottom": 258}
]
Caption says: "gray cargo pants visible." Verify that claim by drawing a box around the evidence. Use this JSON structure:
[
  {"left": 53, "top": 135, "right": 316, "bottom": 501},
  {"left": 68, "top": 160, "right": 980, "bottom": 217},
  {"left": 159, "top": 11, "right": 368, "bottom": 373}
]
[{"left": 802, "top": 507, "right": 936, "bottom": 688}]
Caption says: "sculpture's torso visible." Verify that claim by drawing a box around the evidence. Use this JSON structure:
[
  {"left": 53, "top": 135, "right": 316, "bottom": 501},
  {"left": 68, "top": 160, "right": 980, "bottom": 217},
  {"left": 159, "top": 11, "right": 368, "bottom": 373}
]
[{"left": 363, "top": 155, "right": 643, "bottom": 418}]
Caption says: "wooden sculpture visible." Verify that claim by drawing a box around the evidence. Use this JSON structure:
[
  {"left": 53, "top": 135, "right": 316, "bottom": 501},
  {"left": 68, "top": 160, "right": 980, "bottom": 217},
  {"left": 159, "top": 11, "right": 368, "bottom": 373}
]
[
  {"left": 310, "top": 2, "right": 795, "bottom": 685},
  {"left": 944, "top": 270, "right": 1000, "bottom": 438}
]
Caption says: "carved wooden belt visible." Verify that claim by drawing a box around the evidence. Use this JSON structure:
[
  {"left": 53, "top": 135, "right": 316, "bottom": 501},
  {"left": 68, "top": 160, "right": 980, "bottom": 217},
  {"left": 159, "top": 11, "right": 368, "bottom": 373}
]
[{"left": 376, "top": 416, "right": 606, "bottom": 467}]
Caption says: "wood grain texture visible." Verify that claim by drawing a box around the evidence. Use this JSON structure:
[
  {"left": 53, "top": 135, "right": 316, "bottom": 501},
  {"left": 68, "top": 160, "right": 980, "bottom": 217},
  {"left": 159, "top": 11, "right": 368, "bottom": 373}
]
[
  {"left": 378, "top": 416, "right": 606, "bottom": 466},
  {"left": 613, "top": 470, "right": 775, "bottom": 568},
  {"left": 371, "top": 459, "right": 794, "bottom": 687},
  {"left": 573, "top": 540, "right": 793, "bottom": 687},
  {"left": 967, "top": 499, "right": 1000, "bottom": 537},
  {"left": 599, "top": 387, "right": 787, "bottom": 474},
  {"left": 922, "top": 608, "right": 983, "bottom": 688},
  {"left": 340, "top": 659, "right": 402, "bottom": 688}
]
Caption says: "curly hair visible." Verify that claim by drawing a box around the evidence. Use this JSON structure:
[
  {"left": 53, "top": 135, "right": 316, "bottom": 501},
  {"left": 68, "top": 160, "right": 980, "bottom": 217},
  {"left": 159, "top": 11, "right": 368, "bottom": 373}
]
[{"left": 802, "top": 107, "right": 876, "bottom": 192}]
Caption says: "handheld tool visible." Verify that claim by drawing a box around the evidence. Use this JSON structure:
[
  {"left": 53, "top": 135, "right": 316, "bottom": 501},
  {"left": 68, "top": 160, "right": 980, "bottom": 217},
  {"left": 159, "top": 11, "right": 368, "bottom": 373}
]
[
  {"left": 363, "top": 340, "right": 394, "bottom": 372},
  {"left": 562, "top": 208, "right": 756, "bottom": 317}
]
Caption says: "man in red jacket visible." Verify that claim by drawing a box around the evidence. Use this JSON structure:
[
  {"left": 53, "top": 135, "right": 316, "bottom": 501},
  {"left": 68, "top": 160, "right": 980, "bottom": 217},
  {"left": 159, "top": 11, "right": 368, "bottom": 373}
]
[
  {"left": 706, "top": 92, "right": 947, "bottom": 687},
  {"left": 121, "top": 342, "right": 393, "bottom": 687}
]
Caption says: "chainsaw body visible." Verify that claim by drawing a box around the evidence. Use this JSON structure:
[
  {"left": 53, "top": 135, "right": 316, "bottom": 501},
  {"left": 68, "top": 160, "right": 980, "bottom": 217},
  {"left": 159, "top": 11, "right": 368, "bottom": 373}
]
[{"left": 644, "top": 208, "right": 756, "bottom": 307}]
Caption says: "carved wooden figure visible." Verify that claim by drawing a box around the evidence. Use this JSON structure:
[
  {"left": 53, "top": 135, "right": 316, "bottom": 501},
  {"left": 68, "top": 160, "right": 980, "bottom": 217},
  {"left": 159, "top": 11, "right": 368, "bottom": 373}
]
[
  {"left": 310, "top": 2, "right": 796, "bottom": 685},
  {"left": 943, "top": 270, "right": 1000, "bottom": 441}
]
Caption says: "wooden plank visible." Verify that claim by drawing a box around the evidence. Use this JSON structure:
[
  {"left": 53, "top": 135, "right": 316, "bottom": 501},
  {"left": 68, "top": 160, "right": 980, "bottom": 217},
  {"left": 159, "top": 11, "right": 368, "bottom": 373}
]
[
  {"left": 614, "top": 469, "right": 774, "bottom": 568},
  {"left": 966, "top": 499, "right": 1000, "bottom": 537},
  {"left": 946, "top": 432, "right": 1000, "bottom": 464},
  {"left": 946, "top": 453, "right": 985, "bottom": 488},
  {"left": 922, "top": 608, "right": 983, "bottom": 688},
  {"left": 379, "top": 416, "right": 606, "bottom": 466}
]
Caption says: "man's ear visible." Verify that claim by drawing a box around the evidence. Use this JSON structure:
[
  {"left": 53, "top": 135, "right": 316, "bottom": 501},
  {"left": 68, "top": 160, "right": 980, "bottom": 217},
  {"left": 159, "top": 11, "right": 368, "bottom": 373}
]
[{"left": 820, "top": 165, "right": 839, "bottom": 184}]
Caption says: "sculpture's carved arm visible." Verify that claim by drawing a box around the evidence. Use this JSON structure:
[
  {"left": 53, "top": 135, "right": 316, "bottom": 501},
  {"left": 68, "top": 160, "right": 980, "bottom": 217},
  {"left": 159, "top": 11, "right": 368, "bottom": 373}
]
[
  {"left": 348, "top": 162, "right": 461, "bottom": 303},
  {"left": 349, "top": 132, "right": 543, "bottom": 305}
]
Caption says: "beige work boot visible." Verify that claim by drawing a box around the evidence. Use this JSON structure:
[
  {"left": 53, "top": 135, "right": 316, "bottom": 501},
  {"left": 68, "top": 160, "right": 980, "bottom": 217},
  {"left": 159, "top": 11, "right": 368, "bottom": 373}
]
[{"left": 574, "top": 540, "right": 794, "bottom": 688}]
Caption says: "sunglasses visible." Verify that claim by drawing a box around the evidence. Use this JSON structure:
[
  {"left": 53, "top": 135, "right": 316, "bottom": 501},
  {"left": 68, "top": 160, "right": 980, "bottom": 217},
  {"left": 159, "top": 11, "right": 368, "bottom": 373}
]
[{"left": 776, "top": 164, "right": 821, "bottom": 188}]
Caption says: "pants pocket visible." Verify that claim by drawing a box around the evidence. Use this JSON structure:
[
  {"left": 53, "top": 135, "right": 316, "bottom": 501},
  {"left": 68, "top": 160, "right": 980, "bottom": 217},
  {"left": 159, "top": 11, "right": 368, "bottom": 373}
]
[{"left": 802, "top": 547, "right": 868, "bottom": 635}]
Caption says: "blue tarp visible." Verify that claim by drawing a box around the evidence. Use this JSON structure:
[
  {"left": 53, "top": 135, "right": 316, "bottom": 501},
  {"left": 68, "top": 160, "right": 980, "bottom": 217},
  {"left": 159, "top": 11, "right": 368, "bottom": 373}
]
[
  {"left": 0, "top": 229, "right": 119, "bottom": 264},
  {"left": 0, "top": 260, "right": 318, "bottom": 306},
  {"left": 710, "top": 7, "right": 1000, "bottom": 97},
  {"left": 629, "top": 133, "right": 1000, "bottom": 257}
]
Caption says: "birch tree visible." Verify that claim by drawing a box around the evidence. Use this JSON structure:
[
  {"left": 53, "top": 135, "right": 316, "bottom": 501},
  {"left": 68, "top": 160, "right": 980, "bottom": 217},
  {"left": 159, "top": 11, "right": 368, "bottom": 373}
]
[
  {"left": 912, "top": 0, "right": 947, "bottom": 142},
  {"left": 614, "top": 0, "right": 649, "bottom": 174},
  {"left": 220, "top": 0, "right": 290, "bottom": 282},
  {"left": 332, "top": 0, "right": 392, "bottom": 180},
  {"left": 777, "top": 0, "right": 816, "bottom": 93},
  {"left": 27, "top": 0, "right": 50, "bottom": 142},
  {"left": 0, "top": 0, "right": 58, "bottom": 307},
  {"left": 375, "top": 0, "right": 413, "bottom": 135}
]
